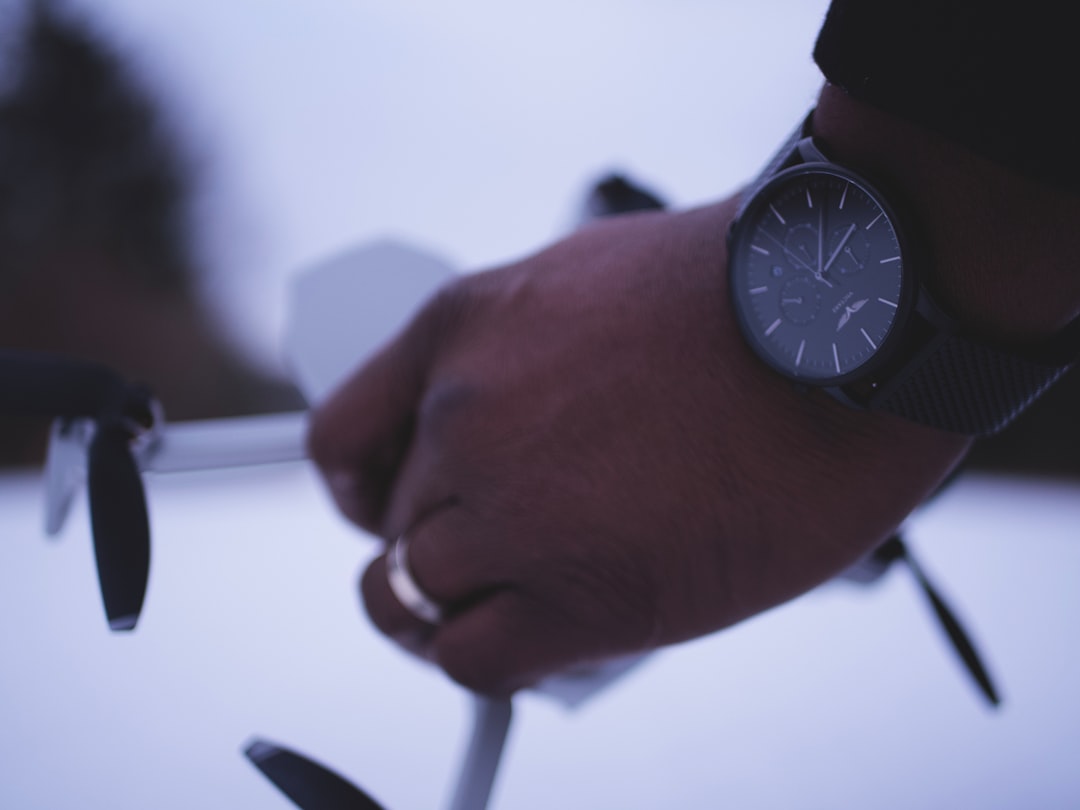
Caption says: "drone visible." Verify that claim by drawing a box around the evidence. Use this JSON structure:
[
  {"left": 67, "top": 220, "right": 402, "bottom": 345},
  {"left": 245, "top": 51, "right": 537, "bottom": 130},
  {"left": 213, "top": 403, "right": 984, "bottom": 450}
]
[
  {"left": 0, "top": 344, "right": 514, "bottom": 810},
  {"left": 0, "top": 241, "right": 1000, "bottom": 810}
]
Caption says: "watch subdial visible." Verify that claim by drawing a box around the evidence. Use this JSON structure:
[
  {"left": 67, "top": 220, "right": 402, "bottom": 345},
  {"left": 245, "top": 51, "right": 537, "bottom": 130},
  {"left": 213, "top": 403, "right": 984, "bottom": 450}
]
[
  {"left": 783, "top": 223, "right": 818, "bottom": 272},
  {"left": 779, "top": 277, "right": 821, "bottom": 326},
  {"left": 828, "top": 225, "right": 871, "bottom": 275}
]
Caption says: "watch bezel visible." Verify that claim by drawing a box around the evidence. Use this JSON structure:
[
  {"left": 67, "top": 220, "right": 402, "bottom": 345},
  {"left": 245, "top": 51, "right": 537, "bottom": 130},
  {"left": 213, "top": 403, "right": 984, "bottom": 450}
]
[{"left": 728, "top": 161, "right": 921, "bottom": 390}]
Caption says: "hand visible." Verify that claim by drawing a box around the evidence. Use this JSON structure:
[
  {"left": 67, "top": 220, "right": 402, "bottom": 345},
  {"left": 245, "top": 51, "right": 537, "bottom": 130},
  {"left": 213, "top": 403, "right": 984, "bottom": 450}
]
[{"left": 308, "top": 200, "right": 968, "bottom": 696}]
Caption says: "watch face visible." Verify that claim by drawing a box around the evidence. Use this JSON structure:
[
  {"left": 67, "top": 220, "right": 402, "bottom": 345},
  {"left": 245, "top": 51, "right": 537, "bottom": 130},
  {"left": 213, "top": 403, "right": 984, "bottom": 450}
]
[{"left": 729, "top": 165, "right": 912, "bottom": 384}]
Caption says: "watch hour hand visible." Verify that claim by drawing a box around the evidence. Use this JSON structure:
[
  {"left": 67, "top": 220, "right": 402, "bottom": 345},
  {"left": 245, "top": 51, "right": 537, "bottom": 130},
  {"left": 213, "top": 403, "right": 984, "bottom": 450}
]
[{"left": 759, "top": 230, "right": 828, "bottom": 282}]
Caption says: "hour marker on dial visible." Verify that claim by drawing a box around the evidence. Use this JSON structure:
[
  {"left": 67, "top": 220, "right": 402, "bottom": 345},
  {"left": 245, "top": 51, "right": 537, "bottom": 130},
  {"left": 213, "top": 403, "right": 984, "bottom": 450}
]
[{"left": 765, "top": 318, "right": 782, "bottom": 337}]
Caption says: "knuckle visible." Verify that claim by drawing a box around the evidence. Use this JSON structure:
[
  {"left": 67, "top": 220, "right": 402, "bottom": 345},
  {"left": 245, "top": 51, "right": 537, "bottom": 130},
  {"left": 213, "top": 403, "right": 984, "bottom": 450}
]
[{"left": 416, "top": 378, "right": 480, "bottom": 452}]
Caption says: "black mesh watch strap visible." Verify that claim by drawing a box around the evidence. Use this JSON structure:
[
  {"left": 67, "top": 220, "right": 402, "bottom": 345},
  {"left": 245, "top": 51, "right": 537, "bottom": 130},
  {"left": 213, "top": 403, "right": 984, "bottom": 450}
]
[
  {"left": 876, "top": 332, "right": 1076, "bottom": 436},
  {"left": 734, "top": 114, "right": 812, "bottom": 222}
]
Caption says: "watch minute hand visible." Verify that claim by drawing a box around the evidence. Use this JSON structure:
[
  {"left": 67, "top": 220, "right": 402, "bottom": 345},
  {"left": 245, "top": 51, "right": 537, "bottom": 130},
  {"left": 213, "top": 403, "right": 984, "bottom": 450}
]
[
  {"left": 824, "top": 223, "right": 857, "bottom": 272},
  {"left": 817, "top": 202, "right": 825, "bottom": 278}
]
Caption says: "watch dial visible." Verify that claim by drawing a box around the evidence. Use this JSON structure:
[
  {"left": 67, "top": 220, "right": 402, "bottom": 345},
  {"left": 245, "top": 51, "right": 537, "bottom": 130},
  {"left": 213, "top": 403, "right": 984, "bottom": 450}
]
[{"left": 730, "top": 168, "right": 908, "bottom": 383}]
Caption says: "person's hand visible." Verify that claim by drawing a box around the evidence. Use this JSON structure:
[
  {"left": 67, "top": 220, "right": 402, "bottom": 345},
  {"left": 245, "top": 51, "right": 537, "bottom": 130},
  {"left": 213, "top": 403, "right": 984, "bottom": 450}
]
[{"left": 307, "top": 195, "right": 969, "bottom": 696}]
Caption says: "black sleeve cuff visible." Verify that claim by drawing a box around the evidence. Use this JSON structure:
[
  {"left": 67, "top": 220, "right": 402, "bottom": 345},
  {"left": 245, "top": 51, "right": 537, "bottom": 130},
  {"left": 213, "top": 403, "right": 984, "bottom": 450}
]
[{"left": 813, "top": 0, "right": 1079, "bottom": 195}]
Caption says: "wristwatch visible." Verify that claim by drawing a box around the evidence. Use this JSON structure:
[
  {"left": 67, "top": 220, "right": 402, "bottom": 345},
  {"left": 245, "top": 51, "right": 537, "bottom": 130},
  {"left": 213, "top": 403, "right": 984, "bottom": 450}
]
[{"left": 727, "top": 111, "right": 1080, "bottom": 436}]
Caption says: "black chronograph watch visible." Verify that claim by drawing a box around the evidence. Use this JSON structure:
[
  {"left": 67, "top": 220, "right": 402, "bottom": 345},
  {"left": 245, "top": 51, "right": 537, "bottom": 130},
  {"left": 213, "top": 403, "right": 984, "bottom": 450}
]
[{"left": 727, "top": 112, "right": 1080, "bottom": 436}]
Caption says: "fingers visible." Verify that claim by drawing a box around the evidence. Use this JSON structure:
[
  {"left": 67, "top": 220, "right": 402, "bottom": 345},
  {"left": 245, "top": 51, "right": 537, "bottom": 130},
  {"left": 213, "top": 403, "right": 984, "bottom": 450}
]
[
  {"left": 431, "top": 593, "right": 566, "bottom": 696},
  {"left": 360, "top": 552, "right": 438, "bottom": 660},
  {"left": 359, "top": 506, "right": 509, "bottom": 661},
  {"left": 307, "top": 347, "right": 421, "bottom": 534},
  {"left": 308, "top": 272, "right": 558, "bottom": 693},
  {"left": 359, "top": 505, "right": 572, "bottom": 696},
  {"left": 307, "top": 281, "right": 472, "bottom": 536},
  {"left": 363, "top": 559, "right": 559, "bottom": 696}
]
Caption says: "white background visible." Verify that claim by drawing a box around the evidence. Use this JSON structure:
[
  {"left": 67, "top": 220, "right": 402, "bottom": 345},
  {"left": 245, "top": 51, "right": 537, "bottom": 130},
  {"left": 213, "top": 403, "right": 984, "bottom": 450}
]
[{"left": 2, "top": 2, "right": 1079, "bottom": 809}]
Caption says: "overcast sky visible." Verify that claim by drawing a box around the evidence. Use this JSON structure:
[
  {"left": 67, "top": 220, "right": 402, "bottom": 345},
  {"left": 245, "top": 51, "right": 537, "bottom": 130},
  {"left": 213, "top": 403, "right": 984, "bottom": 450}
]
[{"left": 38, "top": 0, "right": 829, "bottom": 371}]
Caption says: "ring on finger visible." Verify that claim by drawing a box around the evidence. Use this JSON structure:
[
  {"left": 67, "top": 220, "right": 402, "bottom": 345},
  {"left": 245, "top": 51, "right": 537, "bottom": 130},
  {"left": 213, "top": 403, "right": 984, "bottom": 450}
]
[{"left": 385, "top": 534, "right": 444, "bottom": 625}]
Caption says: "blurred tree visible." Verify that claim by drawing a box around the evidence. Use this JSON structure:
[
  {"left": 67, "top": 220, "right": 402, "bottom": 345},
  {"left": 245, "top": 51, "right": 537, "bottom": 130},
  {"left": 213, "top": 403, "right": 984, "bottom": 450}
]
[{"left": 0, "top": 0, "right": 303, "bottom": 466}]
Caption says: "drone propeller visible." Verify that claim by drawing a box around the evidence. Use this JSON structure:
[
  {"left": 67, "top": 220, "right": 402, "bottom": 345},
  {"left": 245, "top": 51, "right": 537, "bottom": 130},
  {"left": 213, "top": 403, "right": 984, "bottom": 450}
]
[
  {"left": 245, "top": 740, "right": 388, "bottom": 810},
  {"left": 1, "top": 350, "right": 156, "bottom": 631},
  {"left": 3, "top": 349, "right": 313, "bottom": 631},
  {"left": 246, "top": 696, "right": 512, "bottom": 810},
  {"left": 875, "top": 535, "right": 1001, "bottom": 706},
  {"left": 87, "top": 422, "right": 152, "bottom": 631}
]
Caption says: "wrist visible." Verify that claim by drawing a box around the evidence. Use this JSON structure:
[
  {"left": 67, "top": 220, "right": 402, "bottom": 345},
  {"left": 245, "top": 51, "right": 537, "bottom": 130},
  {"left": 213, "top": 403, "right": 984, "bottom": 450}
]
[{"left": 812, "top": 83, "right": 1080, "bottom": 344}]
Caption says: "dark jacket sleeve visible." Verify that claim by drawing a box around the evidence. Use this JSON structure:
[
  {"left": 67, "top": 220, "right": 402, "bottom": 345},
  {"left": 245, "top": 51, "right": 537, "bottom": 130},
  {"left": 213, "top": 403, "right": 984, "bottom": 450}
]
[{"left": 814, "top": 1, "right": 1078, "bottom": 195}]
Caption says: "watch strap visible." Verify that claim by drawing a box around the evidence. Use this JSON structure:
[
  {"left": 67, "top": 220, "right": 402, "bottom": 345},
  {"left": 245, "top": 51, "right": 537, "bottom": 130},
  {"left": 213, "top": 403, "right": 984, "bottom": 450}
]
[
  {"left": 734, "top": 113, "right": 812, "bottom": 222},
  {"left": 876, "top": 331, "right": 1077, "bottom": 436}
]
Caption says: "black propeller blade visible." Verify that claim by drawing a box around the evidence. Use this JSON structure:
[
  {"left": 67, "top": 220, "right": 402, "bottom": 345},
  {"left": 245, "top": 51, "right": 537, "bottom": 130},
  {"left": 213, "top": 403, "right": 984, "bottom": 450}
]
[
  {"left": 87, "top": 422, "right": 151, "bottom": 631},
  {"left": 245, "top": 739, "right": 388, "bottom": 810},
  {"left": 879, "top": 535, "right": 1001, "bottom": 707},
  {"left": 897, "top": 540, "right": 1001, "bottom": 706},
  {"left": 1, "top": 350, "right": 156, "bottom": 631}
]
